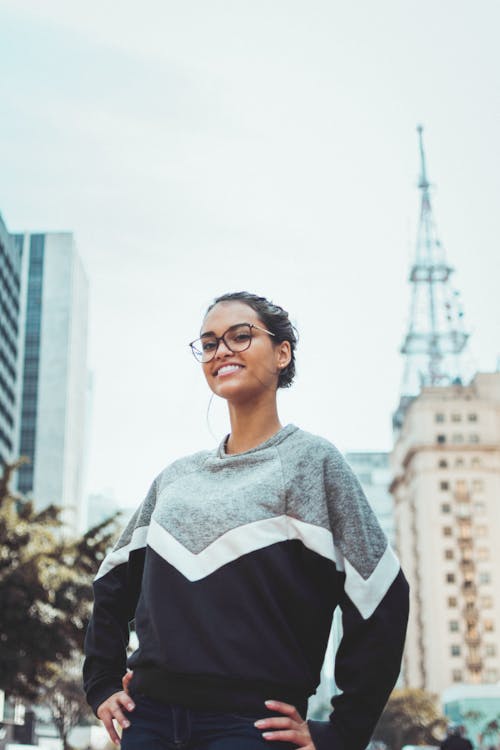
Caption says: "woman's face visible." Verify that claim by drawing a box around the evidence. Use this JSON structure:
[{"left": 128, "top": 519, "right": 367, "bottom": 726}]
[{"left": 200, "top": 301, "right": 290, "bottom": 402}]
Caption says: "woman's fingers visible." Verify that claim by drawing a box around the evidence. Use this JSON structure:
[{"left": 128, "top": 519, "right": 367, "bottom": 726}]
[
  {"left": 264, "top": 699, "right": 303, "bottom": 723},
  {"left": 122, "top": 669, "right": 133, "bottom": 693},
  {"left": 97, "top": 690, "right": 135, "bottom": 746},
  {"left": 256, "top": 700, "right": 316, "bottom": 749}
]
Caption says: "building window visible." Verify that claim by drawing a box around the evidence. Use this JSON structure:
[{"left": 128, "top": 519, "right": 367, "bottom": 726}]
[
  {"left": 472, "top": 479, "right": 484, "bottom": 492},
  {"left": 484, "top": 619, "right": 494, "bottom": 632},
  {"left": 452, "top": 434, "right": 464, "bottom": 444},
  {"left": 443, "top": 526, "right": 453, "bottom": 537},
  {"left": 448, "top": 597, "right": 457, "bottom": 607},
  {"left": 476, "top": 525, "right": 488, "bottom": 537},
  {"left": 440, "top": 481, "right": 450, "bottom": 491},
  {"left": 481, "top": 596, "right": 493, "bottom": 608},
  {"left": 449, "top": 621, "right": 459, "bottom": 632},
  {"left": 469, "top": 434, "right": 480, "bottom": 443},
  {"left": 451, "top": 645, "right": 461, "bottom": 656},
  {"left": 441, "top": 503, "right": 451, "bottom": 514},
  {"left": 437, "top": 434, "right": 446, "bottom": 444},
  {"left": 435, "top": 413, "right": 445, "bottom": 423},
  {"left": 455, "top": 457, "right": 464, "bottom": 467},
  {"left": 479, "top": 572, "right": 491, "bottom": 585},
  {"left": 477, "top": 547, "right": 490, "bottom": 561},
  {"left": 438, "top": 459, "right": 448, "bottom": 469},
  {"left": 474, "top": 501, "right": 486, "bottom": 514},
  {"left": 471, "top": 457, "right": 481, "bottom": 468},
  {"left": 485, "top": 669, "right": 498, "bottom": 682},
  {"left": 446, "top": 573, "right": 456, "bottom": 583},
  {"left": 468, "top": 413, "right": 478, "bottom": 422},
  {"left": 444, "top": 549, "right": 454, "bottom": 559},
  {"left": 485, "top": 644, "right": 496, "bottom": 657},
  {"left": 451, "top": 413, "right": 462, "bottom": 422},
  {"left": 452, "top": 669, "right": 463, "bottom": 682}
]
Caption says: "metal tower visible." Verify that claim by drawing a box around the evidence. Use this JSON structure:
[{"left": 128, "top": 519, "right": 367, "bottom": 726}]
[{"left": 393, "top": 126, "right": 469, "bottom": 430}]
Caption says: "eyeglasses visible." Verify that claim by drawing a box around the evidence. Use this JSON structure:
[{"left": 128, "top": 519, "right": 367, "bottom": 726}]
[{"left": 189, "top": 322, "right": 275, "bottom": 363}]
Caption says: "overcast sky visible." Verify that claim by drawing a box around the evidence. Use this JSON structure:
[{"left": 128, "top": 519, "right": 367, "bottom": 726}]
[{"left": 1, "top": 0, "right": 499, "bottom": 509}]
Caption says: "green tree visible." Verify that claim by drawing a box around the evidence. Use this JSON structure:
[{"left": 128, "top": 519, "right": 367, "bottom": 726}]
[
  {"left": 37, "top": 662, "right": 94, "bottom": 750},
  {"left": 372, "top": 687, "right": 447, "bottom": 750},
  {"left": 0, "top": 460, "right": 119, "bottom": 700}
]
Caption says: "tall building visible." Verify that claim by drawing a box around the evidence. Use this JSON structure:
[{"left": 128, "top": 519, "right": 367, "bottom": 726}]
[
  {"left": 391, "top": 373, "right": 500, "bottom": 694},
  {"left": 14, "top": 231, "right": 89, "bottom": 533},
  {"left": 0, "top": 214, "right": 24, "bottom": 468},
  {"left": 391, "top": 128, "right": 499, "bottom": 695},
  {"left": 345, "top": 452, "right": 395, "bottom": 545}
]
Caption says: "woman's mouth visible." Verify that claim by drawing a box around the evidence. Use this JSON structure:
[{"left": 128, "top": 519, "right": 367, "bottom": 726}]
[{"left": 215, "top": 364, "right": 244, "bottom": 377}]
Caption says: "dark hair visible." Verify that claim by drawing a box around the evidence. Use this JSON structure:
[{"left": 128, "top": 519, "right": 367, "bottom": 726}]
[{"left": 206, "top": 291, "right": 298, "bottom": 389}]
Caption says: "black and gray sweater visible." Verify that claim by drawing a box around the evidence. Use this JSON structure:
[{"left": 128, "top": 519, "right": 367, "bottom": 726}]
[{"left": 83, "top": 424, "right": 409, "bottom": 750}]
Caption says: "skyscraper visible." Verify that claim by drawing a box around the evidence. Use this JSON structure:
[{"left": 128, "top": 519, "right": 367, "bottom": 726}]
[
  {"left": 14, "top": 231, "right": 89, "bottom": 533},
  {"left": 391, "top": 129, "right": 500, "bottom": 695},
  {"left": 391, "top": 373, "right": 500, "bottom": 693},
  {"left": 0, "top": 213, "right": 24, "bottom": 468}
]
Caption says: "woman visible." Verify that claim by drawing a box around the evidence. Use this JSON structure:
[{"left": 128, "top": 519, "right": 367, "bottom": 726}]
[{"left": 83, "top": 291, "right": 409, "bottom": 750}]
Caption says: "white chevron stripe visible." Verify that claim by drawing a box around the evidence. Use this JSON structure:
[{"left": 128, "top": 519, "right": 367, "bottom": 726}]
[
  {"left": 95, "top": 516, "right": 399, "bottom": 620},
  {"left": 146, "top": 515, "right": 342, "bottom": 581},
  {"left": 344, "top": 543, "right": 400, "bottom": 619},
  {"left": 95, "top": 525, "right": 148, "bottom": 581}
]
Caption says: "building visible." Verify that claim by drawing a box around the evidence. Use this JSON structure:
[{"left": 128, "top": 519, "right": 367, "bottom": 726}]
[
  {"left": 14, "top": 231, "right": 90, "bottom": 534},
  {"left": 0, "top": 214, "right": 24, "bottom": 469},
  {"left": 391, "top": 372, "right": 500, "bottom": 695},
  {"left": 345, "top": 451, "right": 395, "bottom": 545}
]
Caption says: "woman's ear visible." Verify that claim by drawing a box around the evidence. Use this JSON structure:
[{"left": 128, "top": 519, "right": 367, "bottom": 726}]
[{"left": 277, "top": 341, "right": 292, "bottom": 370}]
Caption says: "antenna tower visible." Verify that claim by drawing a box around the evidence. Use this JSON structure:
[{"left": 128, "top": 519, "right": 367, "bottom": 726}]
[{"left": 393, "top": 126, "right": 468, "bottom": 430}]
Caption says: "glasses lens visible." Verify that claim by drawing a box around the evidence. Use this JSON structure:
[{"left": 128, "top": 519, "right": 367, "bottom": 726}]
[
  {"left": 191, "top": 336, "right": 218, "bottom": 362},
  {"left": 225, "top": 324, "right": 252, "bottom": 352}
]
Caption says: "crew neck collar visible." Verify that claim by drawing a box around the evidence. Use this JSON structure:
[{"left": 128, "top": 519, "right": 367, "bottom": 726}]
[{"left": 217, "top": 423, "right": 298, "bottom": 458}]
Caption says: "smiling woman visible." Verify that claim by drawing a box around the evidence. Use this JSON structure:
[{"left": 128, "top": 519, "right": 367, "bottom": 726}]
[{"left": 83, "top": 291, "right": 409, "bottom": 750}]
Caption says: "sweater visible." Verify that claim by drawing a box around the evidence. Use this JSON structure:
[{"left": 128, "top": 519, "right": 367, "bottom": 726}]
[{"left": 83, "top": 424, "right": 409, "bottom": 750}]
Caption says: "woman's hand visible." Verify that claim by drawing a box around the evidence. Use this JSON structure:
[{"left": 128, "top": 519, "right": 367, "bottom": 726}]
[
  {"left": 254, "top": 699, "right": 316, "bottom": 749},
  {"left": 96, "top": 688, "right": 135, "bottom": 746}
]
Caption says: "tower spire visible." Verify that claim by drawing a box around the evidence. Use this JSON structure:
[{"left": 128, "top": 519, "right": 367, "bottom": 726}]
[{"left": 393, "top": 126, "right": 469, "bottom": 430}]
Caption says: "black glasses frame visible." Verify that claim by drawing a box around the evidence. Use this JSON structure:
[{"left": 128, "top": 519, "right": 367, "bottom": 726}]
[{"left": 189, "top": 322, "right": 275, "bottom": 363}]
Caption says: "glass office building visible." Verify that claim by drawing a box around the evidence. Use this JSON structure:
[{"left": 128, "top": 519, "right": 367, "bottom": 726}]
[{"left": 0, "top": 214, "right": 24, "bottom": 469}]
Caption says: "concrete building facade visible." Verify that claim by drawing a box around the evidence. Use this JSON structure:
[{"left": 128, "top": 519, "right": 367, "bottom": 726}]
[
  {"left": 391, "top": 372, "right": 500, "bottom": 695},
  {"left": 14, "top": 232, "right": 89, "bottom": 533}
]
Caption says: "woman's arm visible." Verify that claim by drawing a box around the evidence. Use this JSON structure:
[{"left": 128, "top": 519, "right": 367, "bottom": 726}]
[
  {"left": 83, "top": 478, "right": 158, "bottom": 715},
  {"left": 308, "top": 447, "right": 409, "bottom": 750}
]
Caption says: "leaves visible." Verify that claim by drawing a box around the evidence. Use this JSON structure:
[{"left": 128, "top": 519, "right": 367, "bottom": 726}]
[
  {"left": 0, "top": 461, "right": 120, "bottom": 701},
  {"left": 372, "top": 688, "right": 448, "bottom": 749}
]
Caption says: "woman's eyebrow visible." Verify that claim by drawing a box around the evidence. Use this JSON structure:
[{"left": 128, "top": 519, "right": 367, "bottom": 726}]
[{"left": 200, "top": 322, "right": 249, "bottom": 337}]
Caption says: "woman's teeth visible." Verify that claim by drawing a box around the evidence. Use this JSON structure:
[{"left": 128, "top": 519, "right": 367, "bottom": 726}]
[{"left": 217, "top": 365, "right": 242, "bottom": 376}]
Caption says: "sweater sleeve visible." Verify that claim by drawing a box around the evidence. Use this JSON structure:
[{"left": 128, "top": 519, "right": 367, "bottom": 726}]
[
  {"left": 83, "top": 478, "right": 158, "bottom": 714},
  {"left": 307, "top": 447, "right": 409, "bottom": 750}
]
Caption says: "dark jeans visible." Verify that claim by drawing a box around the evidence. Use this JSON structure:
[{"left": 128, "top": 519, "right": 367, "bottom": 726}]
[{"left": 121, "top": 694, "right": 296, "bottom": 750}]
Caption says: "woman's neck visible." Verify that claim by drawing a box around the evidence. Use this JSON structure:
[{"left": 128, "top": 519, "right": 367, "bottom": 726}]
[{"left": 225, "top": 398, "right": 282, "bottom": 455}]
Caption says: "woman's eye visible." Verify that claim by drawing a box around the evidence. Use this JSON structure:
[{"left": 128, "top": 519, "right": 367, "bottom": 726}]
[
  {"left": 233, "top": 333, "right": 251, "bottom": 343},
  {"left": 202, "top": 341, "right": 217, "bottom": 351}
]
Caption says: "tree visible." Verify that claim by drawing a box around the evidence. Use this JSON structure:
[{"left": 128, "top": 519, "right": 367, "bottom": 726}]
[
  {"left": 372, "top": 688, "right": 447, "bottom": 750},
  {"left": 0, "top": 460, "right": 119, "bottom": 700},
  {"left": 37, "top": 662, "right": 94, "bottom": 750}
]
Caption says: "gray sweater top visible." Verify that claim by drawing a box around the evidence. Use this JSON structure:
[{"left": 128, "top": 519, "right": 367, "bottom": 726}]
[{"left": 84, "top": 424, "right": 409, "bottom": 750}]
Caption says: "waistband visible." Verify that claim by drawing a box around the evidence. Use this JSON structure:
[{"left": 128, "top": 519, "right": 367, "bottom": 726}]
[{"left": 131, "top": 668, "right": 309, "bottom": 718}]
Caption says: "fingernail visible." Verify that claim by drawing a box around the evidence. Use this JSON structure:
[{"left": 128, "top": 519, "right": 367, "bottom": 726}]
[
  {"left": 254, "top": 720, "right": 265, "bottom": 727},
  {"left": 263, "top": 732, "right": 273, "bottom": 738},
  {"left": 265, "top": 700, "right": 276, "bottom": 706},
  {"left": 127, "top": 703, "right": 135, "bottom": 710},
  {"left": 123, "top": 720, "right": 130, "bottom": 728}
]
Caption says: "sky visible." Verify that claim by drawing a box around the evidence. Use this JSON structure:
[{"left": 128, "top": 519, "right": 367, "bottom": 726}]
[{"left": 1, "top": 0, "right": 499, "bottom": 510}]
